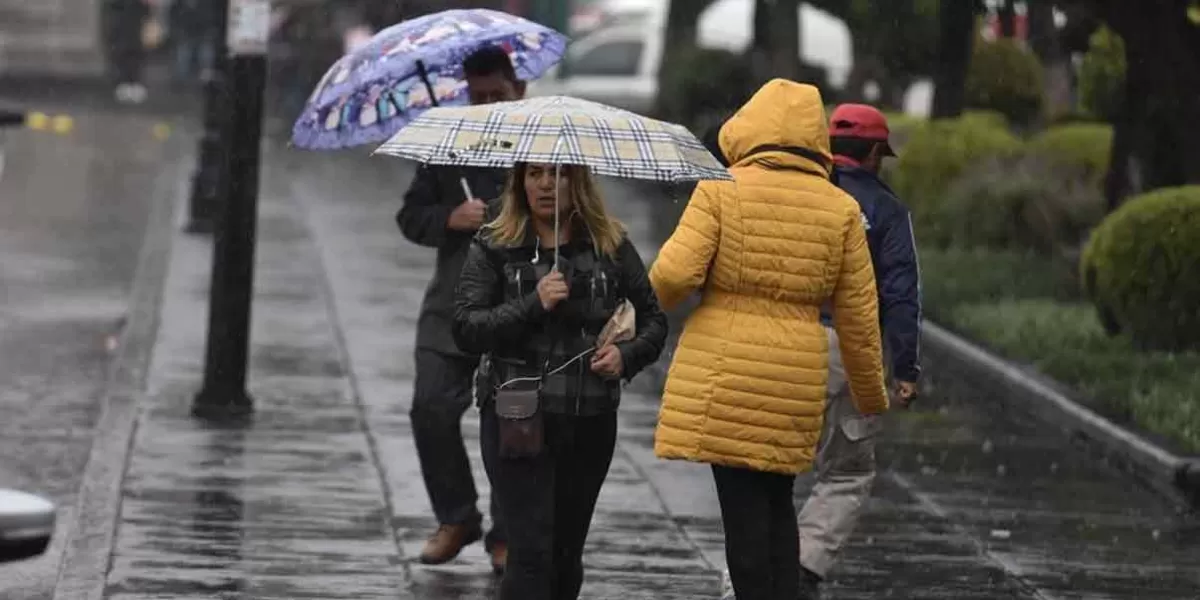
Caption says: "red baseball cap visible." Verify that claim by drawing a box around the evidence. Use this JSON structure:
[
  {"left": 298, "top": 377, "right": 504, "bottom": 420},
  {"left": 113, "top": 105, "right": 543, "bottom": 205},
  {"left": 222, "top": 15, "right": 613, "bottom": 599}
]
[{"left": 829, "top": 104, "right": 896, "bottom": 157}]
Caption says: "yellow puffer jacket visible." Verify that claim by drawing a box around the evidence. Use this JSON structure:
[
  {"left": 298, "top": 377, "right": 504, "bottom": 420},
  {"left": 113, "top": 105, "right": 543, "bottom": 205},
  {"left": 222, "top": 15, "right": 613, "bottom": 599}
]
[{"left": 650, "top": 79, "right": 888, "bottom": 475}]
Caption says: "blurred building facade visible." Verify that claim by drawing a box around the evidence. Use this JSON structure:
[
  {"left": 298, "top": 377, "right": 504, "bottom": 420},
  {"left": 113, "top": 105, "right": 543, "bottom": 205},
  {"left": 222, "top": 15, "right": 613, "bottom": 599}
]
[{"left": 0, "top": 0, "right": 105, "bottom": 78}]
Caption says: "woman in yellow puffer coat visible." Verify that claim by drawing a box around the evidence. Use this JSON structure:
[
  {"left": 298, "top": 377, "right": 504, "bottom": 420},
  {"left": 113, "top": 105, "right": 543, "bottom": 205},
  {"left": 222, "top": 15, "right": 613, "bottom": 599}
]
[{"left": 649, "top": 79, "right": 888, "bottom": 600}]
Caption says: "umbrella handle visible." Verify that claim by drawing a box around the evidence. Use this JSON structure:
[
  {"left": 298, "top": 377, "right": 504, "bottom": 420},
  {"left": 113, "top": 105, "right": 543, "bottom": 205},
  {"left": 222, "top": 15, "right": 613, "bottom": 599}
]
[
  {"left": 415, "top": 60, "right": 439, "bottom": 108},
  {"left": 554, "top": 162, "right": 561, "bottom": 267},
  {"left": 419, "top": 58, "right": 479, "bottom": 198},
  {"left": 459, "top": 177, "right": 475, "bottom": 202}
]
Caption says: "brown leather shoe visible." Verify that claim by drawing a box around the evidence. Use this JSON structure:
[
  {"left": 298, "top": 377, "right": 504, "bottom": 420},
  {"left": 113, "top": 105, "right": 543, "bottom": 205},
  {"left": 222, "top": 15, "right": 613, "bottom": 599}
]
[
  {"left": 489, "top": 541, "right": 507, "bottom": 575},
  {"left": 418, "top": 523, "right": 482, "bottom": 564}
]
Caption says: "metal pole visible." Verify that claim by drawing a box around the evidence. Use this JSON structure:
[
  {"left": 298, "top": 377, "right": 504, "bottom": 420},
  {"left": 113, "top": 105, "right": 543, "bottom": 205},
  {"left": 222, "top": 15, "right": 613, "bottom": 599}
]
[
  {"left": 193, "top": 0, "right": 270, "bottom": 419},
  {"left": 184, "top": 0, "right": 231, "bottom": 235}
]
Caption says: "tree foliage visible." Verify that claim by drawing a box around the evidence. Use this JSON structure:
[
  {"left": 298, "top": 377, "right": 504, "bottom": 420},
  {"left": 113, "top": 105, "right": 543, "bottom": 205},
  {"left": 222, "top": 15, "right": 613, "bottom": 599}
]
[
  {"left": 1077, "top": 26, "right": 1126, "bottom": 122},
  {"left": 806, "top": 0, "right": 939, "bottom": 104},
  {"left": 964, "top": 37, "right": 1045, "bottom": 127}
]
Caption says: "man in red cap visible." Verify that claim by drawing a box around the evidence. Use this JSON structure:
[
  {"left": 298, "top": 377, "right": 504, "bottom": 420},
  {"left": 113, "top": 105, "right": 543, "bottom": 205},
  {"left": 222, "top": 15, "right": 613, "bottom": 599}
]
[{"left": 798, "top": 103, "right": 922, "bottom": 597}]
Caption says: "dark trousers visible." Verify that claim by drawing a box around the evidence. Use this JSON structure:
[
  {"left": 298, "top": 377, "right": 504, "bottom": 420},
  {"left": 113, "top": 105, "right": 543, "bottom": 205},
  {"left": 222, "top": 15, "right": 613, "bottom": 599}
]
[
  {"left": 101, "top": 2, "right": 147, "bottom": 84},
  {"left": 411, "top": 349, "right": 504, "bottom": 546},
  {"left": 712, "top": 465, "right": 801, "bottom": 600},
  {"left": 481, "top": 407, "right": 617, "bottom": 600}
]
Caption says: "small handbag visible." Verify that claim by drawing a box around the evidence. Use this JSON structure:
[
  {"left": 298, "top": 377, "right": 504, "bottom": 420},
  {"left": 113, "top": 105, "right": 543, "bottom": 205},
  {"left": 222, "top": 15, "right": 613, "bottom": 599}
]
[{"left": 493, "top": 380, "right": 544, "bottom": 459}]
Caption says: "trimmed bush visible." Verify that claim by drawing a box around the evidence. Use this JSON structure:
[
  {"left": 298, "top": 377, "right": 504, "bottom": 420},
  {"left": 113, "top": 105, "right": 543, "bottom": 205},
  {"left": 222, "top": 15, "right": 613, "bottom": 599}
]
[
  {"left": 964, "top": 38, "right": 1045, "bottom": 127},
  {"left": 888, "top": 114, "right": 1022, "bottom": 246},
  {"left": 919, "top": 248, "right": 1075, "bottom": 318},
  {"left": 1028, "top": 123, "right": 1114, "bottom": 188},
  {"left": 881, "top": 111, "right": 926, "bottom": 150},
  {"left": 1078, "top": 26, "right": 1126, "bottom": 122},
  {"left": 940, "top": 154, "right": 1105, "bottom": 257},
  {"left": 1082, "top": 186, "right": 1200, "bottom": 350},
  {"left": 958, "top": 109, "right": 1010, "bottom": 130}
]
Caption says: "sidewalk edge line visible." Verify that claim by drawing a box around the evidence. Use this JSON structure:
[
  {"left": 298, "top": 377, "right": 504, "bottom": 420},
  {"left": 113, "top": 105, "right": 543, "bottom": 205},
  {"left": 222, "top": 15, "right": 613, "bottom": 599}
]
[
  {"left": 50, "top": 160, "right": 183, "bottom": 600},
  {"left": 289, "top": 175, "right": 415, "bottom": 586},
  {"left": 885, "top": 470, "right": 1062, "bottom": 600},
  {"left": 612, "top": 440, "right": 719, "bottom": 574},
  {"left": 922, "top": 321, "right": 1196, "bottom": 508}
]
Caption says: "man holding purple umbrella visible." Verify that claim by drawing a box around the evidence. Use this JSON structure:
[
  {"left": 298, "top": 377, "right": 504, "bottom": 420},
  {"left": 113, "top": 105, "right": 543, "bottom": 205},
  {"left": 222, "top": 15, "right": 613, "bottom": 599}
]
[{"left": 396, "top": 45, "right": 525, "bottom": 574}]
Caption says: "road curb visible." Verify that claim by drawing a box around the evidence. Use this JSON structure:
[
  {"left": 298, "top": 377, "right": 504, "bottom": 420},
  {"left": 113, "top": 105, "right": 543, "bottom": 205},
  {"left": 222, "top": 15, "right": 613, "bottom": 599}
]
[
  {"left": 49, "top": 162, "right": 184, "bottom": 600},
  {"left": 922, "top": 321, "right": 1200, "bottom": 510}
]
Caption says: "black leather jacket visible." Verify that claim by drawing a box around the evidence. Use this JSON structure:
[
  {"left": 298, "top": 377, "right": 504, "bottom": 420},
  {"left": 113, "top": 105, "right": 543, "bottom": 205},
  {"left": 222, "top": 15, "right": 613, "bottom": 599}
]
[{"left": 453, "top": 225, "right": 668, "bottom": 415}]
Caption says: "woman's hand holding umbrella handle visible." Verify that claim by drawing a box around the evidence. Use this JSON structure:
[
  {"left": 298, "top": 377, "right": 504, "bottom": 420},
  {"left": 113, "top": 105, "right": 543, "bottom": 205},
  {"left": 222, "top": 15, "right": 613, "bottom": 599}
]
[
  {"left": 537, "top": 271, "right": 569, "bottom": 311},
  {"left": 447, "top": 198, "right": 487, "bottom": 231}
]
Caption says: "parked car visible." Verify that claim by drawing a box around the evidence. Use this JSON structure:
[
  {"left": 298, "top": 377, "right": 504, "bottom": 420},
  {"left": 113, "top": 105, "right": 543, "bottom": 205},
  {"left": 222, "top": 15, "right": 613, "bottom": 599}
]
[
  {"left": 0, "top": 489, "right": 55, "bottom": 563},
  {"left": 0, "top": 110, "right": 56, "bottom": 565},
  {"left": 528, "top": 0, "right": 854, "bottom": 115},
  {"left": 569, "top": 0, "right": 658, "bottom": 35}
]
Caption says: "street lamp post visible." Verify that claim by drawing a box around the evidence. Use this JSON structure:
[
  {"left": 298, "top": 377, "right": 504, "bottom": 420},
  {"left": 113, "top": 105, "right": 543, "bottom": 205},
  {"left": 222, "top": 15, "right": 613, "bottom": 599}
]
[
  {"left": 192, "top": 0, "right": 271, "bottom": 419},
  {"left": 184, "top": 1, "right": 231, "bottom": 235}
]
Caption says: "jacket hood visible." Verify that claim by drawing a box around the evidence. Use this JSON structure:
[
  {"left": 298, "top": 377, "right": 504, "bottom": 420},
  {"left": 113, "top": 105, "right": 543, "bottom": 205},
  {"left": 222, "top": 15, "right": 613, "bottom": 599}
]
[{"left": 719, "top": 79, "right": 833, "bottom": 176}]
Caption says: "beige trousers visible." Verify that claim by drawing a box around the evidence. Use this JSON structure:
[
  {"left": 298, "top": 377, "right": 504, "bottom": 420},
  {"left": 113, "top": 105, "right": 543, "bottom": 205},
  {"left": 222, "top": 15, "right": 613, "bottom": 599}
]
[{"left": 795, "top": 327, "right": 883, "bottom": 578}]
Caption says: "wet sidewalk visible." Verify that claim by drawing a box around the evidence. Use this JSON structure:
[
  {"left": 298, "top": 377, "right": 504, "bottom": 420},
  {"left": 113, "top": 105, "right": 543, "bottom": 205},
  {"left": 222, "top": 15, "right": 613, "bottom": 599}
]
[
  {"left": 89, "top": 147, "right": 1200, "bottom": 599},
  {"left": 95, "top": 147, "right": 719, "bottom": 600}
]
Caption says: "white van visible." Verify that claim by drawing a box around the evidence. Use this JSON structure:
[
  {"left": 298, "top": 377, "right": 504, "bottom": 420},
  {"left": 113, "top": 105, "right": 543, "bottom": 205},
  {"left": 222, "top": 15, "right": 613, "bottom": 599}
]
[{"left": 529, "top": 0, "right": 853, "bottom": 116}]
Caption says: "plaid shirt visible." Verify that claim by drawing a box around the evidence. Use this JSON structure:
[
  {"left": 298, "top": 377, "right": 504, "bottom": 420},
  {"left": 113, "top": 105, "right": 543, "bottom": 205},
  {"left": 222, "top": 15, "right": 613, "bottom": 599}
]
[{"left": 454, "top": 226, "right": 668, "bottom": 416}]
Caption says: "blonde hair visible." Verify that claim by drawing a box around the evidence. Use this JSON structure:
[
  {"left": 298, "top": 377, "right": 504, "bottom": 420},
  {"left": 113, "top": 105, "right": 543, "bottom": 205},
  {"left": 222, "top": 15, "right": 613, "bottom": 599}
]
[{"left": 485, "top": 163, "right": 627, "bottom": 257}]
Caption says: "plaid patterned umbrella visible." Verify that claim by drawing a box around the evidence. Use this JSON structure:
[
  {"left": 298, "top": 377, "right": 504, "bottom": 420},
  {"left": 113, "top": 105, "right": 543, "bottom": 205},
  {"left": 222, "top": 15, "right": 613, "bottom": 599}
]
[{"left": 373, "top": 96, "right": 732, "bottom": 183}]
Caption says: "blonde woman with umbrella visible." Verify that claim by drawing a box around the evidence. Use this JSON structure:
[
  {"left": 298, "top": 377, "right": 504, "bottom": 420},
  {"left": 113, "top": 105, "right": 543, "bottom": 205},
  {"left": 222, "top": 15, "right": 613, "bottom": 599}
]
[{"left": 377, "top": 95, "right": 728, "bottom": 599}]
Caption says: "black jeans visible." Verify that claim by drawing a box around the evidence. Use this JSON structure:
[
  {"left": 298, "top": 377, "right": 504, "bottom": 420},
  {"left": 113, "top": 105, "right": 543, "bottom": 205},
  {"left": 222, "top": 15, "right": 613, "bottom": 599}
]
[
  {"left": 411, "top": 349, "right": 504, "bottom": 546},
  {"left": 712, "top": 465, "right": 800, "bottom": 600},
  {"left": 481, "top": 407, "right": 617, "bottom": 600}
]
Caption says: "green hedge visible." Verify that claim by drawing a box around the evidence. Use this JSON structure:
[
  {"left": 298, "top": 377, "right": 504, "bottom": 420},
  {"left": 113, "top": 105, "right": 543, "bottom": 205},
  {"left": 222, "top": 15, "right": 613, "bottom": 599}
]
[
  {"left": 888, "top": 114, "right": 1022, "bottom": 246},
  {"left": 1082, "top": 186, "right": 1200, "bottom": 351},
  {"left": 1028, "top": 123, "right": 1113, "bottom": 188},
  {"left": 919, "top": 248, "right": 1075, "bottom": 318},
  {"left": 965, "top": 37, "right": 1045, "bottom": 127},
  {"left": 920, "top": 247, "right": 1200, "bottom": 452},
  {"left": 946, "top": 299, "right": 1200, "bottom": 451},
  {"left": 881, "top": 111, "right": 926, "bottom": 150},
  {"left": 940, "top": 153, "right": 1105, "bottom": 257}
]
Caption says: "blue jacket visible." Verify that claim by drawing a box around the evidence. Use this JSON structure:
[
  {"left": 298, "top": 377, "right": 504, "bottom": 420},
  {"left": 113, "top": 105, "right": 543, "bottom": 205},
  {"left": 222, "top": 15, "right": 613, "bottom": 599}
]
[{"left": 821, "top": 163, "right": 922, "bottom": 383}]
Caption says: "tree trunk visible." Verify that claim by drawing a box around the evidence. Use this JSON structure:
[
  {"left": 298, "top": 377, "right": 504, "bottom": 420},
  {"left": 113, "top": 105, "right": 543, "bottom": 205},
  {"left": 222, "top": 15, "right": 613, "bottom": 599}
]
[
  {"left": 752, "top": 0, "right": 772, "bottom": 52},
  {"left": 1103, "top": 59, "right": 1142, "bottom": 211},
  {"left": 745, "top": 0, "right": 801, "bottom": 85},
  {"left": 931, "top": 0, "right": 978, "bottom": 118},
  {"left": 769, "top": 0, "right": 802, "bottom": 80},
  {"left": 998, "top": 0, "right": 1017, "bottom": 38},
  {"left": 1095, "top": 0, "right": 1200, "bottom": 208},
  {"left": 1028, "top": 0, "right": 1073, "bottom": 116},
  {"left": 663, "top": 0, "right": 712, "bottom": 53},
  {"left": 843, "top": 50, "right": 880, "bottom": 103},
  {"left": 655, "top": 0, "right": 716, "bottom": 115},
  {"left": 745, "top": 0, "right": 773, "bottom": 84}
]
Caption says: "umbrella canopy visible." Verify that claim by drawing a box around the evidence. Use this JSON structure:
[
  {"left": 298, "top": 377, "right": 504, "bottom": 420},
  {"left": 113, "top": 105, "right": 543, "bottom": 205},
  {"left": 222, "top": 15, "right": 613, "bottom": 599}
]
[
  {"left": 292, "top": 9, "right": 568, "bottom": 150},
  {"left": 373, "top": 95, "right": 732, "bottom": 183}
]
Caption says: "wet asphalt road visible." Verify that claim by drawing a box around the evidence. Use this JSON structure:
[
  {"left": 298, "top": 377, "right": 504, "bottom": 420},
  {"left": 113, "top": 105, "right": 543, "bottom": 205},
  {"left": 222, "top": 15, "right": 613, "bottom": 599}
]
[
  {"left": 0, "top": 108, "right": 188, "bottom": 599},
  {"left": 0, "top": 105, "right": 1197, "bottom": 599}
]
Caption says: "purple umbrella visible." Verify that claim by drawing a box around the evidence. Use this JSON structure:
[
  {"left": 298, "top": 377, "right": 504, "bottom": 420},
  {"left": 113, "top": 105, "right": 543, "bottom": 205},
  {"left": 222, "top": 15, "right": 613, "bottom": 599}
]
[{"left": 292, "top": 8, "right": 568, "bottom": 151}]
